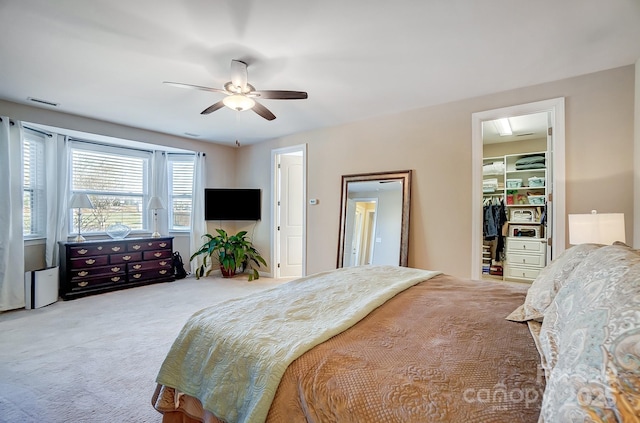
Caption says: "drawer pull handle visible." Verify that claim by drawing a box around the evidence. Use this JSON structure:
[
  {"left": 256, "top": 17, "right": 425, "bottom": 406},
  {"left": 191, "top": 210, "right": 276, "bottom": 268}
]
[
  {"left": 111, "top": 246, "right": 121, "bottom": 252},
  {"left": 78, "top": 271, "right": 89, "bottom": 277},
  {"left": 111, "top": 267, "right": 121, "bottom": 272},
  {"left": 159, "top": 269, "right": 167, "bottom": 275},
  {"left": 159, "top": 243, "right": 167, "bottom": 247},
  {"left": 148, "top": 243, "right": 153, "bottom": 246},
  {"left": 522, "top": 259, "right": 526, "bottom": 263},
  {"left": 133, "top": 273, "right": 142, "bottom": 279},
  {"left": 111, "top": 276, "right": 121, "bottom": 282},
  {"left": 123, "top": 255, "right": 132, "bottom": 261},
  {"left": 523, "top": 245, "right": 527, "bottom": 249},
  {"left": 132, "top": 245, "right": 141, "bottom": 250},
  {"left": 154, "top": 252, "right": 162, "bottom": 257},
  {"left": 78, "top": 249, "right": 88, "bottom": 255},
  {"left": 133, "top": 264, "right": 142, "bottom": 270},
  {"left": 78, "top": 281, "right": 89, "bottom": 287},
  {"left": 85, "top": 259, "right": 95, "bottom": 265},
  {"left": 159, "top": 261, "right": 167, "bottom": 266}
]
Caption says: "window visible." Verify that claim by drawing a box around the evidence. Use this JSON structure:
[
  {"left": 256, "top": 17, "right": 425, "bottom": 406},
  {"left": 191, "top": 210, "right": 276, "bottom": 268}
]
[
  {"left": 23, "top": 132, "right": 46, "bottom": 238},
  {"left": 69, "top": 142, "right": 151, "bottom": 234},
  {"left": 168, "top": 155, "right": 195, "bottom": 231}
]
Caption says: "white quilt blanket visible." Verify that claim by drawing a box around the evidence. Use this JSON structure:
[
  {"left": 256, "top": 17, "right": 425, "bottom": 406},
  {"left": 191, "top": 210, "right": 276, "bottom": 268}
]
[{"left": 155, "top": 265, "right": 441, "bottom": 423}]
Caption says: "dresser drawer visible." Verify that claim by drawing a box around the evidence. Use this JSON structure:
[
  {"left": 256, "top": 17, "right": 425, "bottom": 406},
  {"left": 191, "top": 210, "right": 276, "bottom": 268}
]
[
  {"left": 110, "top": 252, "right": 143, "bottom": 264},
  {"left": 70, "top": 274, "right": 125, "bottom": 291},
  {"left": 506, "top": 265, "right": 541, "bottom": 281},
  {"left": 143, "top": 250, "right": 172, "bottom": 260},
  {"left": 69, "top": 245, "right": 108, "bottom": 257},
  {"left": 507, "top": 253, "right": 545, "bottom": 267},
  {"left": 128, "top": 259, "right": 172, "bottom": 272},
  {"left": 506, "top": 238, "right": 546, "bottom": 254},
  {"left": 129, "top": 267, "right": 173, "bottom": 282},
  {"left": 127, "top": 239, "right": 172, "bottom": 252},
  {"left": 69, "top": 264, "right": 126, "bottom": 279},
  {"left": 70, "top": 255, "right": 109, "bottom": 269}
]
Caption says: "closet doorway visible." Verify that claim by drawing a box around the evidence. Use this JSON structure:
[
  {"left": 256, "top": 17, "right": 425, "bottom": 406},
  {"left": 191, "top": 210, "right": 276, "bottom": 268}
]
[{"left": 471, "top": 98, "right": 566, "bottom": 281}]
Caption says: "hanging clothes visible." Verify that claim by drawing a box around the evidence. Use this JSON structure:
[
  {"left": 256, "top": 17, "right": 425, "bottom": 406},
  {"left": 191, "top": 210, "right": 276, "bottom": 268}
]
[{"left": 483, "top": 199, "right": 507, "bottom": 261}]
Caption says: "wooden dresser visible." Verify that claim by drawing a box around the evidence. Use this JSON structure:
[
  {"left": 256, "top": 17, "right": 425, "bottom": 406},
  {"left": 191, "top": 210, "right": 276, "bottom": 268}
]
[{"left": 59, "top": 236, "right": 175, "bottom": 300}]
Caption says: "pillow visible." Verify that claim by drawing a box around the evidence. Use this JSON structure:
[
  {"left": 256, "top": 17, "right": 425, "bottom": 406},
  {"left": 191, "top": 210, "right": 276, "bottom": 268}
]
[
  {"left": 514, "top": 162, "right": 545, "bottom": 170},
  {"left": 537, "top": 244, "right": 640, "bottom": 421},
  {"left": 506, "top": 243, "right": 602, "bottom": 322},
  {"left": 515, "top": 155, "right": 545, "bottom": 165}
]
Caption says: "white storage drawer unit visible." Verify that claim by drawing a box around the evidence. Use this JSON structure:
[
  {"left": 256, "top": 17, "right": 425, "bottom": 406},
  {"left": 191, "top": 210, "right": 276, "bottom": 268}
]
[{"left": 504, "top": 238, "right": 546, "bottom": 282}]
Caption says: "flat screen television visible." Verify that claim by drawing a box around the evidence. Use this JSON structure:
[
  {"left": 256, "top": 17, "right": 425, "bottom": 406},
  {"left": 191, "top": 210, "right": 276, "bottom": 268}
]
[{"left": 204, "top": 188, "right": 261, "bottom": 221}]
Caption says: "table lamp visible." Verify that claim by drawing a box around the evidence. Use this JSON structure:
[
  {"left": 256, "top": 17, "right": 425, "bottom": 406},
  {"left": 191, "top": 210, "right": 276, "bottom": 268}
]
[
  {"left": 148, "top": 196, "right": 165, "bottom": 238},
  {"left": 568, "top": 210, "right": 625, "bottom": 245},
  {"left": 69, "top": 193, "right": 95, "bottom": 242}
]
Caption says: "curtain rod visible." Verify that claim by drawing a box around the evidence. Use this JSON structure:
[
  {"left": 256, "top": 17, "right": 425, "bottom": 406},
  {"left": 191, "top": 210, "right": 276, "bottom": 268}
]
[
  {"left": 23, "top": 125, "right": 53, "bottom": 138},
  {"left": 0, "top": 117, "right": 53, "bottom": 138}
]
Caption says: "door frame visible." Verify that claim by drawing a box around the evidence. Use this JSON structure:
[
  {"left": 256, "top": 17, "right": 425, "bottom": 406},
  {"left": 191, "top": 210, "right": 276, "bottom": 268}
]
[
  {"left": 471, "top": 98, "right": 566, "bottom": 280},
  {"left": 271, "top": 144, "right": 307, "bottom": 278}
]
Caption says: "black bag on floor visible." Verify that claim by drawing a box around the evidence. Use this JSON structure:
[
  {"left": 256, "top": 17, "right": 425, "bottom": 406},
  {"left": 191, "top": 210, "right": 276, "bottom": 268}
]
[{"left": 173, "top": 251, "right": 188, "bottom": 279}]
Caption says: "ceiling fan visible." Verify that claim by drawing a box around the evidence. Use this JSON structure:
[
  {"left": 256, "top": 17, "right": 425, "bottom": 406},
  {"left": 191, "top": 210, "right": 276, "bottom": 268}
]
[{"left": 164, "top": 60, "right": 308, "bottom": 121}]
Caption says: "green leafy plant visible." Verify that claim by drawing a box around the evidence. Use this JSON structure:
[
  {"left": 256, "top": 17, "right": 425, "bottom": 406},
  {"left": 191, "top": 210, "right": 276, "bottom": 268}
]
[{"left": 190, "top": 229, "right": 267, "bottom": 281}]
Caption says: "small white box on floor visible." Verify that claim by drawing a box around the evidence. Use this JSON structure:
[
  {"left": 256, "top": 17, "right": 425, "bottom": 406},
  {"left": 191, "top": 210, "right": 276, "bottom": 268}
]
[{"left": 24, "top": 267, "right": 59, "bottom": 309}]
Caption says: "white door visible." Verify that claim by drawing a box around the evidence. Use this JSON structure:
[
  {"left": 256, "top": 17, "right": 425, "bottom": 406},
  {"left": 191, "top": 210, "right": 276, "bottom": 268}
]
[{"left": 277, "top": 154, "right": 303, "bottom": 277}]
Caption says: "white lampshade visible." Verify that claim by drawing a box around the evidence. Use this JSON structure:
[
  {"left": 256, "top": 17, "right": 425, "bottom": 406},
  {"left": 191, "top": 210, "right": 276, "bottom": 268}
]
[
  {"left": 69, "top": 193, "right": 94, "bottom": 209},
  {"left": 148, "top": 196, "right": 165, "bottom": 210},
  {"left": 568, "top": 211, "right": 625, "bottom": 245},
  {"left": 223, "top": 94, "right": 255, "bottom": 111}
]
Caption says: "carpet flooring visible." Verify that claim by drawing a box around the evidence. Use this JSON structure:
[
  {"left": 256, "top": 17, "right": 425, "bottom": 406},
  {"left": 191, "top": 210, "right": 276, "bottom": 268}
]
[{"left": 0, "top": 275, "right": 288, "bottom": 423}]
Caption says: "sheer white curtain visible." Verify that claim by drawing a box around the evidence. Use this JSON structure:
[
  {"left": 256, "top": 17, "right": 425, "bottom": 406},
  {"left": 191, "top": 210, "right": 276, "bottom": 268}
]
[
  {"left": 45, "top": 134, "right": 70, "bottom": 267},
  {"left": 151, "top": 151, "right": 169, "bottom": 236},
  {"left": 189, "top": 153, "right": 207, "bottom": 272},
  {"left": 0, "top": 117, "right": 25, "bottom": 311}
]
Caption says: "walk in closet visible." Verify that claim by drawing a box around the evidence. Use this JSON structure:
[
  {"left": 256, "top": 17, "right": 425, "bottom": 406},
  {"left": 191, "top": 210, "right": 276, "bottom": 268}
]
[{"left": 481, "top": 113, "right": 549, "bottom": 282}]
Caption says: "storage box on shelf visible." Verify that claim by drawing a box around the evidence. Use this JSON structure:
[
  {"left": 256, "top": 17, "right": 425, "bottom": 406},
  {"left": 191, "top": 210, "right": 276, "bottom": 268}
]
[{"left": 59, "top": 236, "right": 175, "bottom": 300}]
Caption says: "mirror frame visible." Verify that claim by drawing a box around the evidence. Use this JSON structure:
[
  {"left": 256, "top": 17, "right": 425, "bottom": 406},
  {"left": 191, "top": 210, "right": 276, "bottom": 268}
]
[{"left": 337, "top": 170, "right": 412, "bottom": 268}]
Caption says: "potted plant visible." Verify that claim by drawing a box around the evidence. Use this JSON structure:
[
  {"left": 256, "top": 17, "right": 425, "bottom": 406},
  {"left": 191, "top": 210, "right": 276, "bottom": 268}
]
[{"left": 190, "top": 229, "right": 267, "bottom": 281}]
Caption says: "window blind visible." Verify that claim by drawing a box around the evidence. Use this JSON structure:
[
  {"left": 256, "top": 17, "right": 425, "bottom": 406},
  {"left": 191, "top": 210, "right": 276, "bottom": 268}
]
[
  {"left": 168, "top": 157, "right": 194, "bottom": 231},
  {"left": 70, "top": 143, "right": 151, "bottom": 232},
  {"left": 23, "top": 134, "right": 46, "bottom": 237}
]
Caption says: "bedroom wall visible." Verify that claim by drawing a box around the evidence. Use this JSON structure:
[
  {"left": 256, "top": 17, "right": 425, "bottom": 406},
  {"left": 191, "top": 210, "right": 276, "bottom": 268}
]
[
  {"left": 0, "top": 99, "right": 238, "bottom": 272},
  {"left": 237, "top": 65, "right": 636, "bottom": 278}
]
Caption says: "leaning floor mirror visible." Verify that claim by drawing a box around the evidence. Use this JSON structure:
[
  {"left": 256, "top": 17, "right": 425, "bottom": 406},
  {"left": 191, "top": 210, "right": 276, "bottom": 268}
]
[{"left": 337, "top": 170, "right": 412, "bottom": 268}]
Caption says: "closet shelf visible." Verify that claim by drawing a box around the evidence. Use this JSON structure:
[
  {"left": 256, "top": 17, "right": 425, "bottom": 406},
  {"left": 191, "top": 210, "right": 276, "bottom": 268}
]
[{"left": 505, "top": 186, "right": 545, "bottom": 191}]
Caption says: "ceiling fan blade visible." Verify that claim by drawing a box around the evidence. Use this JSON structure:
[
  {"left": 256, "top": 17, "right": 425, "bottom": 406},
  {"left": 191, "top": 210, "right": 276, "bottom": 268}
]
[
  {"left": 252, "top": 100, "right": 276, "bottom": 121},
  {"left": 200, "top": 100, "right": 226, "bottom": 115},
  {"left": 230, "top": 60, "right": 248, "bottom": 92},
  {"left": 252, "top": 90, "right": 308, "bottom": 100},
  {"left": 163, "top": 81, "right": 226, "bottom": 94}
]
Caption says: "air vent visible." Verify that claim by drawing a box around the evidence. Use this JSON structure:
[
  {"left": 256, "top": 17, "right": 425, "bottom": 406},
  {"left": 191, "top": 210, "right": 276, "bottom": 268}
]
[
  {"left": 516, "top": 132, "right": 535, "bottom": 137},
  {"left": 184, "top": 132, "right": 200, "bottom": 137},
  {"left": 27, "top": 97, "right": 59, "bottom": 107}
]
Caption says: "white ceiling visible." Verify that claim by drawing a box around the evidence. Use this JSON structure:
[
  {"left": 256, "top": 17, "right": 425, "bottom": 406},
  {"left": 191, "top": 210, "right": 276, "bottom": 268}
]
[
  {"left": 482, "top": 112, "right": 549, "bottom": 144},
  {"left": 1, "top": 0, "right": 639, "bottom": 146}
]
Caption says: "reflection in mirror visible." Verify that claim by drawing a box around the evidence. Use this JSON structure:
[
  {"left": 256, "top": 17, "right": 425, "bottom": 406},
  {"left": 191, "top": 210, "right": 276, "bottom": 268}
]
[{"left": 337, "top": 170, "right": 412, "bottom": 268}]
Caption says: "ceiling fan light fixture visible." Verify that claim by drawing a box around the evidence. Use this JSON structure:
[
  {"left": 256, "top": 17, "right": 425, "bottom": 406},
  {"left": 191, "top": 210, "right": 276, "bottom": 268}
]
[{"left": 223, "top": 94, "right": 255, "bottom": 111}]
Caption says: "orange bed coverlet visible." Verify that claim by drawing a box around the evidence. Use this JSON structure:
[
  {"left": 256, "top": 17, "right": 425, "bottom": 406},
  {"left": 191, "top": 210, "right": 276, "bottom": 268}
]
[{"left": 153, "top": 274, "right": 544, "bottom": 422}]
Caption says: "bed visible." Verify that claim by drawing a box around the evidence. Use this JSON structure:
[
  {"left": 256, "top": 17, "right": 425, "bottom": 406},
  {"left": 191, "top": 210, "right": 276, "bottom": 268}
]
[{"left": 152, "top": 246, "right": 640, "bottom": 423}]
